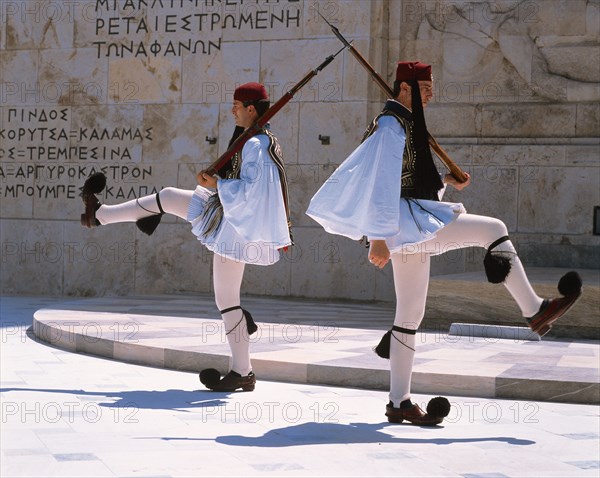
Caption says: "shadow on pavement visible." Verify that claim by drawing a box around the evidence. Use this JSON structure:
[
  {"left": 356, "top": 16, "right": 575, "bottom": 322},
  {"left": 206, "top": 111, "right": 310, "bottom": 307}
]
[
  {"left": 0, "top": 387, "right": 232, "bottom": 411},
  {"left": 161, "top": 421, "right": 537, "bottom": 447}
]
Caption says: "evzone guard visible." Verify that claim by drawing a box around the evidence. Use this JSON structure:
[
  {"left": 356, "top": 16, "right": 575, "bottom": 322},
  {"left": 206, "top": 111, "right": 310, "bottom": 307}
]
[
  {"left": 80, "top": 83, "right": 291, "bottom": 392},
  {"left": 78, "top": 43, "right": 347, "bottom": 393},
  {"left": 307, "top": 61, "right": 582, "bottom": 426}
]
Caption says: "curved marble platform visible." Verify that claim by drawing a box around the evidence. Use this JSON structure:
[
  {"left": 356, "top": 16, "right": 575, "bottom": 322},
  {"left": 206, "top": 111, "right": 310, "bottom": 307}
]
[{"left": 32, "top": 294, "right": 599, "bottom": 404}]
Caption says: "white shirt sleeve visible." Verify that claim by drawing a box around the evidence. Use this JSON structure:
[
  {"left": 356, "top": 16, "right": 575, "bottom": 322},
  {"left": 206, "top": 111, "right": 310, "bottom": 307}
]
[{"left": 216, "top": 136, "right": 291, "bottom": 245}]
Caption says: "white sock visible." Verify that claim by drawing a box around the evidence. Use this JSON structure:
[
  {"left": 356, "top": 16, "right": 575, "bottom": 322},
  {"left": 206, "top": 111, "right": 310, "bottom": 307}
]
[
  {"left": 388, "top": 253, "right": 430, "bottom": 407},
  {"left": 221, "top": 308, "right": 252, "bottom": 376},
  {"left": 389, "top": 329, "right": 417, "bottom": 407},
  {"left": 213, "top": 255, "right": 251, "bottom": 376},
  {"left": 495, "top": 242, "right": 543, "bottom": 318},
  {"left": 426, "top": 214, "right": 543, "bottom": 318},
  {"left": 96, "top": 187, "right": 193, "bottom": 224}
]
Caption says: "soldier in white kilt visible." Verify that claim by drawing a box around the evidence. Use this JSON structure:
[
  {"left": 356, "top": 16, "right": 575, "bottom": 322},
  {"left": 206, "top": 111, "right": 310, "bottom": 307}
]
[
  {"left": 81, "top": 83, "right": 292, "bottom": 393},
  {"left": 307, "top": 61, "right": 582, "bottom": 426}
]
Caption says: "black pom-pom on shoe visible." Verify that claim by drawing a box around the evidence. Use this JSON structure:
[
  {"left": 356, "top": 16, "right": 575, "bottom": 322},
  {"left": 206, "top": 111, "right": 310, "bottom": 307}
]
[
  {"left": 81, "top": 172, "right": 107, "bottom": 197},
  {"left": 557, "top": 271, "right": 582, "bottom": 297},
  {"left": 426, "top": 396, "right": 451, "bottom": 419},
  {"left": 199, "top": 368, "right": 221, "bottom": 388},
  {"left": 527, "top": 271, "right": 583, "bottom": 336}
]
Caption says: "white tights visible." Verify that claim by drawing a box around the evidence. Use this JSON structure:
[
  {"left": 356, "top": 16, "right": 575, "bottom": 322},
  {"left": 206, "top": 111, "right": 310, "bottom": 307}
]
[
  {"left": 388, "top": 213, "right": 543, "bottom": 406},
  {"left": 96, "top": 187, "right": 194, "bottom": 224},
  {"left": 213, "top": 255, "right": 251, "bottom": 376},
  {"left": 96, "top": 188, "right": 252, "bottom": 376}
]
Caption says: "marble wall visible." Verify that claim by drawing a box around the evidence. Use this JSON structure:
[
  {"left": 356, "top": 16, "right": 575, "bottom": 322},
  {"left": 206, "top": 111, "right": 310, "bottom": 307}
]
[
  {"left": 1, "top": 0, "right": 598, "bottom": 300},
  {"left": 394, "top": 0, "right": 600, "bottom": 277}
]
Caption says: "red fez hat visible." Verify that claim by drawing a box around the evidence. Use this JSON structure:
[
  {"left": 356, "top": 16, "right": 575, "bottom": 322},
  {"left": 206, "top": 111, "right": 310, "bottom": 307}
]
[
  {"left": 395, "top": 61, "right": 432, "bottom": 82},
  {"left": 234, "top": 82, "right": 269, "bottom": 103}
]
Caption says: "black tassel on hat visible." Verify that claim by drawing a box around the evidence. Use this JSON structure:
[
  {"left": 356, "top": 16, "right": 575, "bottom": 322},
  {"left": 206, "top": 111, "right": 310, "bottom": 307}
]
[
  {"left": 409, "top": 79, "right": 444, "bottom": 201},
  {"left": 483, "top": 236, "right": 513, "bottom": 284},
  {"left": 216, "top": 125, "right": 244, "bottom": 178}
]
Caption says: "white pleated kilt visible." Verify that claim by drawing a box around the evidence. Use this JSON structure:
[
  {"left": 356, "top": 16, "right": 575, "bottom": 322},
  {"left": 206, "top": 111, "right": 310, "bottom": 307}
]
[
  {"left": 187, "top": 186, "right": 282, "bottom": 266},
  {"left": 308, "top": 195, "right": 466, "bottom": 255},
  {"left": 385, "top": 198, "right": 466, "bottom": 254}
]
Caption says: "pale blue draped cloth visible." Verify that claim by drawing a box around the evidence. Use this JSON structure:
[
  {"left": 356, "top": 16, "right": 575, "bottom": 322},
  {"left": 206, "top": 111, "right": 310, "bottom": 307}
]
[
  {"left": 306, "top": 116, "right": 466, "bottom": 254},
  {"left": 188, "top": 135, "right": 291, "bottom": 265}
]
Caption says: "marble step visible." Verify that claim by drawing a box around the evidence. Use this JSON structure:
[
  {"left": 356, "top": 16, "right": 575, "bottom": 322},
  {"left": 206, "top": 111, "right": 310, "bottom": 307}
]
[{"left": 31, "top": 296, "right": 599, "bottom": 405}]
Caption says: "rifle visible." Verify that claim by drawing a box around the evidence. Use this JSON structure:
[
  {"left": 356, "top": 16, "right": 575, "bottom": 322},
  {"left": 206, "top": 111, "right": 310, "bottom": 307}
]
[
  {"left": 316, "top": 10, "right": 469, "bottom": 183},
  {"left": 202, "top": 43, "right": 349, "bottom": 177}
]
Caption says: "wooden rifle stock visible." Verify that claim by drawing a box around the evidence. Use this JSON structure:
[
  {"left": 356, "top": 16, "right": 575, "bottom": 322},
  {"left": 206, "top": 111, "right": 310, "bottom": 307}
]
[
  {"left": 203, "top": 45, "right": 346, "bottom": 176},
  {"left": 319, "top": 12, "right": 468, "bottom": 183},
  {"left": 426, "top": 134, "right": 468, "bottom": 184}
]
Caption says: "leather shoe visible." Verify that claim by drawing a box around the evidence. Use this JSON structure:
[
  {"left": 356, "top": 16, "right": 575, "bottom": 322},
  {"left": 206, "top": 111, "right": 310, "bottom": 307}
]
[
  {"left": 208, "top": 371, "right": 256, "bottom": 392},
  {"left": 385, "top": 402, "right": 443, "bottom": 426},
  {"left": 80, "top": 172, "right": 105, "bottom": 228},
  {"left": 528, "top": 293, "right": 581, "bottom": 336},
  {"left": 80, "top": 193, "right": 101, "bottom": 228}
]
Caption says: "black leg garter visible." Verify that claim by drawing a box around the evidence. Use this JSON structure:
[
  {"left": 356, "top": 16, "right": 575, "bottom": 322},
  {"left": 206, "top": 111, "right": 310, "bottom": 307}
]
[
  {"left": 374, "top": 325, "right": 417, "bottom": 359},
  {"left": 220, "top": 306, "right": 258, "bottom": 335},
  {"left": 136, "top": 192, "right": 165, "bottom": 236}
]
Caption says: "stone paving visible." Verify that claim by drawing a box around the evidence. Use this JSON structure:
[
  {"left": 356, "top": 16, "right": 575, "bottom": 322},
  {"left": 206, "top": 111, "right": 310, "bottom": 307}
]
[{"left": 2, "top": 295, "right": 599, "bottom": 477}]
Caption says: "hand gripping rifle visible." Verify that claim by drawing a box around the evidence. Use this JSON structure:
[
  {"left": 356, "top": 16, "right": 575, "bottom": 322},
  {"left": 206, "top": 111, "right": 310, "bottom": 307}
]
[
  {"left": 202, "top": 43, "right": 349, "bottom": 177},
  {"left": 316, "top": 11, "right": 468, "bottom": 183}
]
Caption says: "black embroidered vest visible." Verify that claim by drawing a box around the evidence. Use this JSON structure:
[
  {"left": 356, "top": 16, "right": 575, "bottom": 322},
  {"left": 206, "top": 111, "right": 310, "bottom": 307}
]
[
  {"left": 362, "top": 100, "right": 439, "bottom": 201},
  {"left": 205, "top": 128, "right": 292, "bottom": 241}
]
